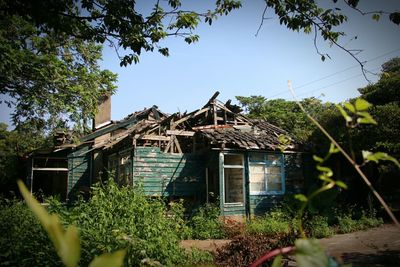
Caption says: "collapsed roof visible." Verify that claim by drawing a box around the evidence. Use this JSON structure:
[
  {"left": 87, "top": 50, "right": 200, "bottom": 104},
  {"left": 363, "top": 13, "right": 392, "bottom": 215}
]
[{"left": 57, "top": 92, "right": 298, "bottom": 152}]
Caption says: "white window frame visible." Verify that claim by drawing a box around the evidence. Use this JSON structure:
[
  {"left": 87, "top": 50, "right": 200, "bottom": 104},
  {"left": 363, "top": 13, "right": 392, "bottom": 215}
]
[
  {"left": 249, "top": 153, "right": 285, "bottom": 195},
  {"left": 223, "top": 153, "right": 245, "bottom": 204}
]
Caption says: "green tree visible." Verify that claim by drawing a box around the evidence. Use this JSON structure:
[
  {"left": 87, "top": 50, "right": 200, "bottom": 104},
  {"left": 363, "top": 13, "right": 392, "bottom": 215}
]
[
  {"left": 236, "top": 96, "right": 335, "bottom": 143},
  {"left": 0, "top": 0, "right": 241, "bottom": 131},
  {"left": 1, "top": 0, "right": 242, "bottom": 66},
  {"left": 0, "top": 13, "right": 118, "bottom": 131}
]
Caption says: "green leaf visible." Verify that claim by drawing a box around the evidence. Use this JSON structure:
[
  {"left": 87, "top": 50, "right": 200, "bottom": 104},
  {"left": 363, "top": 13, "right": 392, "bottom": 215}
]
[
  {"left": 335, "top": 180, "right": 348, "bottom": 189},
  {"left": 389, "top": 12, "right": 400, "bottom": 25},
  {"left": 89, "top": 250, "right": 126, "bottom": 267},
  {"left": 336, "top": 104, "right": 352, "bottom": 122},
  {"left": 372, "top": 14, "right": 380, "bottom": 21},
  {"left": 313, "top": 155, "right": 324, "bottom": 163},
  {"left": 362, "top": 151, "right": 400, "bottom": 168},
  {"left": 356, "top": 111, "right": 377, "bottom": 125},
  {"left": 295, "top": 194, "right": 308, "bottom": 202},
  {"left": 295, "top": 239, "right": 328, "bottom": 267},
  {"left": 354, "top": 98, "right": 372, "bottom": 111},
  {"left": 17, "top": 180, "right": 81, "bottom": 267},
  {"left": 343, "top": 102, "right": 355, "bottom": 113},
  {"left": 316, "top": 165, "right": 333, "bottom": 177},
  {"left": 329, "top": 143, "right": 340, "bottom": 154},
  {"left": 271, "top": 254, "right": 282, "bottom": 267}
]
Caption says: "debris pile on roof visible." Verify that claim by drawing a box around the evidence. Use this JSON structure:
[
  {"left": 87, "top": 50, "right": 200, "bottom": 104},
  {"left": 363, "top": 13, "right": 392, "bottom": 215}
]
[{"left": 74, "top": 91, "right": 298, "bottom": 152}]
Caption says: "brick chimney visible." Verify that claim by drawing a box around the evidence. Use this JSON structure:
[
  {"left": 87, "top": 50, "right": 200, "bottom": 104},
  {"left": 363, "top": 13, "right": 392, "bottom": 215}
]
[{"left": 92, "top": 95, "right": 111, "bottom": 130}]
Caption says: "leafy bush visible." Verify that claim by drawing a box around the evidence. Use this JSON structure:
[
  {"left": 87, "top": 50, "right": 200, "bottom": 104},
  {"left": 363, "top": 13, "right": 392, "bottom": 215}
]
[
  {"left": 306, "top": 215, "right": 334, "bottom": 238},
  {"left": 0, "top": 199, "right": 60, "bottom": 266},
  {"left": 49, "top": 180, "right": 202, "bottom": 266},
  {"left": 337, "top": 211, "right": 383, "bottom": 234},
  {"left": 246, "top": 209, "right": 292, "bottom": 235},
  {"left": 188, "top": 202, "right": 225, "bottom": 239}
]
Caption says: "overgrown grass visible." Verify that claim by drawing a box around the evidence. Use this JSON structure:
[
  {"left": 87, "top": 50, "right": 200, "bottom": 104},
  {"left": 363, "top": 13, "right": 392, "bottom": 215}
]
[
  {"left": 246, "top": 207, "right": 383, "bottom": 239},
  {"left": 187, "top": 202, "right": 225, "bottom": 239},
  {"left": 246, "top": 210, "right": 292, "bottom": 236}
]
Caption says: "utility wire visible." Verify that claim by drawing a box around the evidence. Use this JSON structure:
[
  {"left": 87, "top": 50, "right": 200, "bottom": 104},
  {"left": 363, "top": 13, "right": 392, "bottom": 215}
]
[
  {"left": 267, "top": 48, "right": 400, "bottom": 98},
  {"left": 296, "top": 66, "right": 381, "bottom": 98}
]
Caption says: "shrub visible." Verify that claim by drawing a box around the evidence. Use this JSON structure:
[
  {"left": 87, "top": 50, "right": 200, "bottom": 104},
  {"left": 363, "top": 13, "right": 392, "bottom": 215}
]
[
  {"left": 306, "top": 215, "right": 334, "bottom": 238},
  {"left": 336, "top": 209, "right": 383, "bottom": 234},
  {"left": 188, "top": 202, "right": 225, "bottom": 239},
  {"left": 46, "top": 180, "right": 213, "bottom": 266},
  {"left": 246, "top": 209, "right": 291, "bottom": 235},
  {"left": 337, "top": 214, "right": 360, "bottom": 233},
  {"left": 0, "top": 199, "right": 60, "bottom": 266}
]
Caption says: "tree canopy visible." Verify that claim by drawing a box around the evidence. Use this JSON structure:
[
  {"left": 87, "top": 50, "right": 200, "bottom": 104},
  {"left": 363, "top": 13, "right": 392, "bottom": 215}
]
[
  {"left": 0, "top": 0, "right": 242, "bottom": 132},
  {"left": 0, "top": 0, "right": 398, "bottom": 133}
]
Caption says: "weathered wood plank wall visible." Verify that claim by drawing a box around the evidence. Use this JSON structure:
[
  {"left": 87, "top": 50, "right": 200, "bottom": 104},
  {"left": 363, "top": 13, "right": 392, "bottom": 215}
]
[
  {"left": 132, "top": 147, "right": 206, "bottom": 198},
  {"left": 67, "top": 145, "right": 91, "bottom": 201}
]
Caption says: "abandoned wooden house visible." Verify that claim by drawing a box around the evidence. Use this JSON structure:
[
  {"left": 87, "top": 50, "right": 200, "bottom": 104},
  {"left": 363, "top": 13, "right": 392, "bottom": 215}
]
[{"left": 28, "top": 92, "right": 306, "bottom": 216}]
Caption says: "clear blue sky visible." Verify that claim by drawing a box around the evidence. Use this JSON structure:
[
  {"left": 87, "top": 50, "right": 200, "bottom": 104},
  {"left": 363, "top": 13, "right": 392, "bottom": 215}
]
[{"left": 1, "top": 0, "right": 399, "bottom": 126}]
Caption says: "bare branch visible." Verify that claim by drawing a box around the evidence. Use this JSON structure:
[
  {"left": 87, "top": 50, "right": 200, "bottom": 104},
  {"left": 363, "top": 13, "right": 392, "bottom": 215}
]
[
  {"left": 288, "top": 81, "right": 400, "bottom": 228},
  {"left": 343, "top": 0, "right": 390, "bottom": 16},
  {"left": 255, "top": 5, "right": 272, "bottom": 37}
]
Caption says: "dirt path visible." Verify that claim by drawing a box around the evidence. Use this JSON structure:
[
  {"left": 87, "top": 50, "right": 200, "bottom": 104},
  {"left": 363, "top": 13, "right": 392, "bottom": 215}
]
[
  {"left": 319, "top": 224, "right": 400, "bottom": 266},
  {"left": 181, "top": 224, "right": 400, "bottom": 266}
]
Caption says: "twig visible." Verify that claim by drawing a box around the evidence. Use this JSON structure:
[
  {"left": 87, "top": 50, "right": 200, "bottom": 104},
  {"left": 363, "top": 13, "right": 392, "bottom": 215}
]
[
  {"left": 255, "top": 5, "right": 271, "bottom": 37},
  {"left": 288, "top": 80, "right": 400, "bottom": 228}
]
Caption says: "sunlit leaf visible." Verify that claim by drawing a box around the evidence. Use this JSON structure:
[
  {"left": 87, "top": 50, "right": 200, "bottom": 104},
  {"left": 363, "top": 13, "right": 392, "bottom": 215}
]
[
  {"left": 295, "top": 194, "right": 308, "bottom": 202},
  {"left": 343, "top": 102, "right": 355, "bottom": 113},
  {"left": 89, "top": 250, "right": 126, "bottom": 267},
  {"left": 295, "top": 239, "right": 328, "bottom": 267},
  {"left": 336, "top": 104, "right": 352, "bottom": 122},
  {"left": 329, "top": 143, "right": 340, "bottom": 154},
  {"left": 355, "top": 98, "right": 372, "bottom": 111},
  {"left": 316, "top": 165, "right": 333, "bottom": 177},
  {"left": 17, "top": 180, "right": 81, "bottom": 267},
  {"left": 271, "top": 254, "right": 282, "bottom": 267},
  {"left": 372, "top": 14, "right": 380, "bottom": 21},
  {"left": 356, "top": 111, "right": 377, "bottom": 125},
  {"left": 362, "top": 151, "right": 400, "bottom": 168},
  {"left": 313, "top": 155, "right": 324, "bottom": 163},
  {"left": 335, "top": 180, "right": 348, "bottom": 189}
]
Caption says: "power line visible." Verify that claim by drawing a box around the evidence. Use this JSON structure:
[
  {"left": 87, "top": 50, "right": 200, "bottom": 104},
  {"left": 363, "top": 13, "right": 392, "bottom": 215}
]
[
  {"left": 267, "top": 48, "right": 400, "bottom": 99},
  {"left": 296, "top": 66, "right": 381, "bottom": 98}
]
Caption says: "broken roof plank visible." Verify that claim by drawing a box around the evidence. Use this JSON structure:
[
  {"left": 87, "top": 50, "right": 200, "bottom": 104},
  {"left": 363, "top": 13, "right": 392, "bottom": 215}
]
[
  {"left": 173, "top": 107, "right": 210, "bottom": 126},
  {"left": 166, "top": 130, "right": 195, "bottom": 136}
]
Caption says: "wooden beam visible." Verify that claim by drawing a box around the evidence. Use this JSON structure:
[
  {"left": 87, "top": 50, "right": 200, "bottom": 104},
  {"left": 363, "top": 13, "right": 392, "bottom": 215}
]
[
  {"left": 213, "top": 103, "right": 218, "bottom": 126},
  {"left": 166, "top": 130, "right": 195, "bottom": 136},
  {"left": 32, "top": 167, "right": 69, "bottom": 171},
  {"left": 134, "top": 134, "right": 171, "bottom": 141},
  {"left": 173, "top": 136, "right": 182, "bottom": 153},
  {"left": 164, "top": 139, "right": 173, "bottom": 153},
  {"left": 192, "top": 124, "right": 233, "bottom": 130},
  {"left": 203, "top": 91, "right": 220, "bottom": 108},
  {"left": 173, "top": 107, "right": 209, "bottom": 126}
]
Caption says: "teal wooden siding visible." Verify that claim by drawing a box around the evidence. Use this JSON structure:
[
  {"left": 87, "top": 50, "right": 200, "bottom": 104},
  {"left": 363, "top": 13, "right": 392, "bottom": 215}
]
[
  {"left": 67, "top": 145, "right": 91, "bottom": 201},
  {"left": 132, "top": 147, "right": 206, "bottom": 197}
]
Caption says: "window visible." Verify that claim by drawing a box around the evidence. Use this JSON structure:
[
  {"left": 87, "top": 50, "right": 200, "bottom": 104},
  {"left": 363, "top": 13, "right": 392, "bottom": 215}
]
[
  {"left": 249, "top": 153, "right": 285, "bottom": 195},
  {"left": 107, "top": 152, "right": 132, "bottom": 186},
  {"left": 223, "top": 154, "right": 244, "bottom": 203}
]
